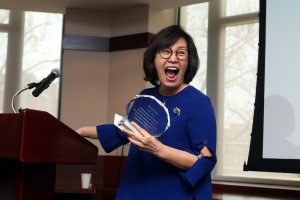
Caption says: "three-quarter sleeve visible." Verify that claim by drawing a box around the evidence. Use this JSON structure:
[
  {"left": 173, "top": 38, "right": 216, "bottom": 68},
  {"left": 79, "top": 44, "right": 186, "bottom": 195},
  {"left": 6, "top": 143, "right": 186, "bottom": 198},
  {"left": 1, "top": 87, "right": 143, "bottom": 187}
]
[
  {"left": 97, "top": 124, "right": 129, "bottom": 153},
  {"left": 179, "top": 96, "right": 217, "bottom": 187},
  {"left": 179, "top": 156, "right": 216, "bottom": 187}
]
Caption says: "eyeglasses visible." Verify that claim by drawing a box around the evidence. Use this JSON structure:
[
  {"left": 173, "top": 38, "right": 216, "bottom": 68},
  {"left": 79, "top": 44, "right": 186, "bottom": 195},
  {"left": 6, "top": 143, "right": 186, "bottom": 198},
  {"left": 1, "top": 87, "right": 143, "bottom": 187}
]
[{"left": 159, "top": 48, "right": 189, "bottom": 61}]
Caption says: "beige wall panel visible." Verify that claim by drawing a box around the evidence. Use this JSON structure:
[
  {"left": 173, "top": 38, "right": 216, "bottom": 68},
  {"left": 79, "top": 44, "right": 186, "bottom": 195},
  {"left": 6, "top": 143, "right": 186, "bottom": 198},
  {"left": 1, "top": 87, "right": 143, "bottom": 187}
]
[
  {"left": 148, "top": 6, "right": 176, "bottom": 33},
  {"left": 107, "top": 48, "right": 146, "bottom": 121},
  {"left": 107, "top": 48, "right": 147, "bottom": 155},
  {"left": 65, "top": 8, "right": 111, "bottom": 36},
  {"left": 111, "top": 5, "right": 149, "bottom": 36},
  {"left": 60, "top": 50, "right": 109, "bottom": 155}
]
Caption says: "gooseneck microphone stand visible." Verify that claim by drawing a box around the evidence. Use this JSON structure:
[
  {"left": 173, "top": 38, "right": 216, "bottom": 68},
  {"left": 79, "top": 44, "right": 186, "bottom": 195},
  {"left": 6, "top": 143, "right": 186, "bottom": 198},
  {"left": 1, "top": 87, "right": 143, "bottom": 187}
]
[{"left": 11, "top": 82, "right": 39, "bottom": 113}]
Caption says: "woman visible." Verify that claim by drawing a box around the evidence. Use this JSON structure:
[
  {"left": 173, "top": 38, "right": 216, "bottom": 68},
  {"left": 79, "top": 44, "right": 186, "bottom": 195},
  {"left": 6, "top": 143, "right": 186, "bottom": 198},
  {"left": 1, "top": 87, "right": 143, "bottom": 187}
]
[{"left": 77, "top": 25, "right": 217, "bottom": 200}]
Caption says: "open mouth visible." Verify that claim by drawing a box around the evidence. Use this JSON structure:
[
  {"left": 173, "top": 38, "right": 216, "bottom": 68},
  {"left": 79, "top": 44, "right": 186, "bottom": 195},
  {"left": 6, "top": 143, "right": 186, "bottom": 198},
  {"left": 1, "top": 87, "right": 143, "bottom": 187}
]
[{"left": 165, "top": 67, "right": 179, "bottom": 79}]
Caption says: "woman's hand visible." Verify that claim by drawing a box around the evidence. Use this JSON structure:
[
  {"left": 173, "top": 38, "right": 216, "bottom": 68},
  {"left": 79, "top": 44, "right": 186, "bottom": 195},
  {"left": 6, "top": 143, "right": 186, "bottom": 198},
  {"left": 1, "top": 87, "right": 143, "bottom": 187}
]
[
  {"left": 122, "top": 121, "right": 212, "bottom": 170},
  {"left": 121, "top": 122, "right": 165, "bottom": 157},
  {"left": 76, "top": 126, "right": 98, "bottom": 139}
]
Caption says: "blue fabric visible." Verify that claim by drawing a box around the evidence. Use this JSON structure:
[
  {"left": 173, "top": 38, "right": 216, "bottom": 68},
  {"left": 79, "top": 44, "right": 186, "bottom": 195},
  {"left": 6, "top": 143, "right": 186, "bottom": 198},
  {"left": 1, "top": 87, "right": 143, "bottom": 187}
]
[
  {"left": 97, "top": 125, "right": 128, "bottom": 153},
  {"left": 97, "top": 85, "right": 217, "bottom": 200}
]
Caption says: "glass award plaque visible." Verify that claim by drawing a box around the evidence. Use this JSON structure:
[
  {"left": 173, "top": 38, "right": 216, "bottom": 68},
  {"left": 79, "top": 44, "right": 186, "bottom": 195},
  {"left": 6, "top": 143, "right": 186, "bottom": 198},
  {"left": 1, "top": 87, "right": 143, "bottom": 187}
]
[{"left": 118, "top": 95, "right": 170, "bottom": 137}]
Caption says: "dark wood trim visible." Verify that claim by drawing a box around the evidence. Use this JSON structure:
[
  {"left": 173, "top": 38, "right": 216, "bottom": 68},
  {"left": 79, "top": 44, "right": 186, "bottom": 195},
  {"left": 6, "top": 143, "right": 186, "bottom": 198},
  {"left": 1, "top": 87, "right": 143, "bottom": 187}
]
[
  {"left": 62, "top": 35, "right": 109, "bottom": 52},
  {"left": 62, "top": 32, "right": 154, "bottom": 52},
  {"left": 110, "top": 32, "right": 154, "bottom": 51}
]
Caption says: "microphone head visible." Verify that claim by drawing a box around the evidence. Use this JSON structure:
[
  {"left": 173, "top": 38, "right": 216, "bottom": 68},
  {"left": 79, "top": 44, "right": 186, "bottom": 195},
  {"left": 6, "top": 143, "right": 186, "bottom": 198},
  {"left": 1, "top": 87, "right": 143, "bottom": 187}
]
[
  {"left": 52, "top": 68, "right": 61, "bottom": 77},
  {"left": 31, "top": 68, "right": 61, "bottom": 97}
]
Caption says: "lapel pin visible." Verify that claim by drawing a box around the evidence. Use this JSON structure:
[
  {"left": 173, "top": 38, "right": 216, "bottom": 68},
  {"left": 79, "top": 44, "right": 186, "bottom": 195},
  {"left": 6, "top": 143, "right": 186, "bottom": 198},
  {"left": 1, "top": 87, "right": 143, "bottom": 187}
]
[{"left": 173, "top": 107, "right": 181, "bottom": 116}]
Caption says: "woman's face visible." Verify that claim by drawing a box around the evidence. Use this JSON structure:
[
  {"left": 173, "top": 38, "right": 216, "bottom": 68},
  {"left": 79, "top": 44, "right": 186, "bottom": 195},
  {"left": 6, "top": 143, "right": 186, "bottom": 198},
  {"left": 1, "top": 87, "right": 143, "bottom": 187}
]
[{"left": 154, "top": 37, "right": 189, "bottom": 95}]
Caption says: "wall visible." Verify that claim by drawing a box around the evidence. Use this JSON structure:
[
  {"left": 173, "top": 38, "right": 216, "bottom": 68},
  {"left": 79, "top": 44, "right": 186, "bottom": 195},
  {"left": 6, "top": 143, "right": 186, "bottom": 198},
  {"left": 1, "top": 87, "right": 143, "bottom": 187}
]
[{"left": 60, "top": 9, "right": 111, "bottom": 153}]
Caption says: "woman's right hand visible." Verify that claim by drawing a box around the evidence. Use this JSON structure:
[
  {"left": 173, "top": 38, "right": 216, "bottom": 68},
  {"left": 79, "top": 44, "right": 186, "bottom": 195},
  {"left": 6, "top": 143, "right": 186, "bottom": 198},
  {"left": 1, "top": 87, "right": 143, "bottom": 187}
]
[{"left": 76, "top": 126, "right": 98, "bottom": 139}]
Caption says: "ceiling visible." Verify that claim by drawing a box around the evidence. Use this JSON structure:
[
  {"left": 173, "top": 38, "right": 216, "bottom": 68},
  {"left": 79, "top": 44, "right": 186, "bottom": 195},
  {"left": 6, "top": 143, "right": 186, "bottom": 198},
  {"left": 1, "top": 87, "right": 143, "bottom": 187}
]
[{"left": 0, "top": 0, "right": 203, "bottom": 13}]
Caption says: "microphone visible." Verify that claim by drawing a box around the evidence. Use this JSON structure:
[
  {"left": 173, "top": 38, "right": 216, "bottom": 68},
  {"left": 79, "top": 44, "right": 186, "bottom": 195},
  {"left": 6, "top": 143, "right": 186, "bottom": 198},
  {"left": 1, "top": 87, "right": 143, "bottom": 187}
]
[{"left": 32, "top": 69, "right": 61, "bottom": 97}]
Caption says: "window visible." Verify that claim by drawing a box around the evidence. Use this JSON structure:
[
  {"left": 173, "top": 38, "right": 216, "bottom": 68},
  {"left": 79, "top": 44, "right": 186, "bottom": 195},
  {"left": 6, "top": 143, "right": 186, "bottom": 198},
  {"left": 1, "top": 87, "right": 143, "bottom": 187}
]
[
  {"left": 0, "top": 9, "right": 9, "bottom": 24},
  {"left": 181, "top": 0, "right": 300, "bottom": 186},
  {"left": 0, "top": 10, "right": 63, "bottom": 116},
  {"left": 223, "top": 23, "right": 258, "bottom": 176},
  {"left": 0, "top": 9, "right": 9, "bottom": 112},
  {"left": 226, "top": 0, "right": 259, "bottom": 16},
  {"left": 20, "top": 11, "right": 63, "bottom": 116},
  {"left": 181, "top": 3, "right": 208, "bottom": 93},
  {"left": 0, "top": 32, "right": 8, "bottom": 112}
]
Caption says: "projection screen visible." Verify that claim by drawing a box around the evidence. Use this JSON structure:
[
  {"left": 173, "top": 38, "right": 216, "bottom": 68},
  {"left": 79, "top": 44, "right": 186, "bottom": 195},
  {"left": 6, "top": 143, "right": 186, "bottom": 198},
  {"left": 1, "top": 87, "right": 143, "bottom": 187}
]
[{"left": 244, "top": 0, "right": 300, "bottom": 173}]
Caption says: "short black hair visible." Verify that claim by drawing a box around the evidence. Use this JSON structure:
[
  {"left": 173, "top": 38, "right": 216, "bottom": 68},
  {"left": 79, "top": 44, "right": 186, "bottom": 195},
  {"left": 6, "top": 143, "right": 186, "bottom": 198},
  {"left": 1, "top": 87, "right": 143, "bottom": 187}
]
[{"left": 143, "top": 25, "right": 199, "bottom": 86}]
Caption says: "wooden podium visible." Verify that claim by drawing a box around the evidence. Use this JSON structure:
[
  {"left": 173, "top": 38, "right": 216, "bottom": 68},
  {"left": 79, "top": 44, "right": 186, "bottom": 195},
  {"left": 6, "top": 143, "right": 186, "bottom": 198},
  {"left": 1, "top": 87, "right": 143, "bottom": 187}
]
[{"left": 0, "top": 109, "right": 98, "bottom": 200}]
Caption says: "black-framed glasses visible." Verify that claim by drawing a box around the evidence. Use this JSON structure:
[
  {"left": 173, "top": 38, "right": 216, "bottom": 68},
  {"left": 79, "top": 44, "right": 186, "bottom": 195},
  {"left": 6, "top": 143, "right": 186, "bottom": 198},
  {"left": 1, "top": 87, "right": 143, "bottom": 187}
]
[{"left": 159, "top": 48, "right": 189, "bottom": 61}]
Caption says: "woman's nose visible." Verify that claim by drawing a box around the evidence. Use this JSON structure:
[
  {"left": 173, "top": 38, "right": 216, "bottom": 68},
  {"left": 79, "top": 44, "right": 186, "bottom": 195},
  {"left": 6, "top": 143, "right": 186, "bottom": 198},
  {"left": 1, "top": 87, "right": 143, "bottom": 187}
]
[{"left": 168, "top": 51, "right": 178, "bottom": 62}]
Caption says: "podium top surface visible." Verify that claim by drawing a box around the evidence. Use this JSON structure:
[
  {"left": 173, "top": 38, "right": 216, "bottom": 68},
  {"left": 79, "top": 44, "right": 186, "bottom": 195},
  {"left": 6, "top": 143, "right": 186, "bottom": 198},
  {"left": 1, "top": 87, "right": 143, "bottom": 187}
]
[{"left": 0, "top": 109, "right": 98, "bottom": 164}]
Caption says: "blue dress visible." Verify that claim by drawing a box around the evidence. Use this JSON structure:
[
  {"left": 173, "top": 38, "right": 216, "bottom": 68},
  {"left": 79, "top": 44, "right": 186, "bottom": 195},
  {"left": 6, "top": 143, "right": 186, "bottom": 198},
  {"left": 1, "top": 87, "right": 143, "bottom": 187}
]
[{"left": 97, "top": 85, "right": 217, "bottom": 200}]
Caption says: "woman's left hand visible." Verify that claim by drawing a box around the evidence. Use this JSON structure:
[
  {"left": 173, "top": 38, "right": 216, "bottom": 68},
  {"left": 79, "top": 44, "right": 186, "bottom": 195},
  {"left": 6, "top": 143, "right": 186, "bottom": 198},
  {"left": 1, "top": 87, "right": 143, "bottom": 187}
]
[
  {"left": 122, "top": 122, "right": 202, "bottom": 170},
  {"left": 121, "top": 121, "right": 165, "bottom": 156}
]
